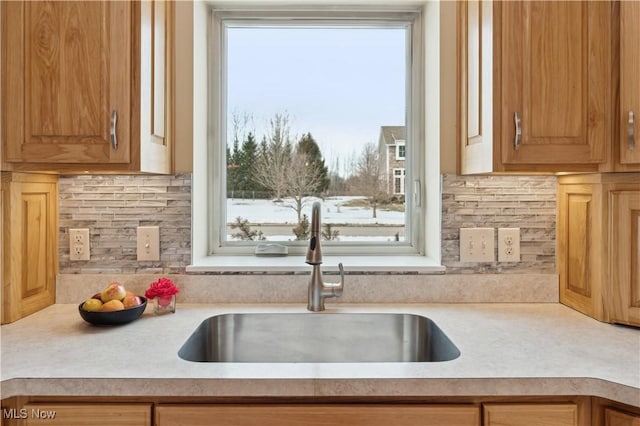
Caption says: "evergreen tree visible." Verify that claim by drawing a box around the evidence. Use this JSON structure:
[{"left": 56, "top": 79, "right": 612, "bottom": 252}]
[
  {"left": 297, "top": 132, "right": 330, "bottom": 194},
  {"left": 226, "top": 137, "right": 242, "bottom": 194},
  {"left": 238, "top": 132, "right": 263, "bottom": 192}
]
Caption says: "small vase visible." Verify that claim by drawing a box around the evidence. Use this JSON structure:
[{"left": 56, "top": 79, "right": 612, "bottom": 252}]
[{"left": 154, "top": 295, "right": 176, "bottom": 314}]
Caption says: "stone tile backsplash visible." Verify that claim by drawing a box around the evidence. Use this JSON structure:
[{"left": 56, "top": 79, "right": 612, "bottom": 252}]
[
  {"left": 59, "top": 174, "right": 191, "bottom": 274},
  {"left": 58, "top": 173, "right": 556, "bottom": 274},
  {"left": 441, "top": 174, "right": 556, "bottom": 273}
]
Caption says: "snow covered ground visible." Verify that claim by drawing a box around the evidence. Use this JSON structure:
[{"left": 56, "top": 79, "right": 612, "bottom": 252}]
[
  {"left": 225, "top": 196, "right": 405, "bottom": 241},
  {"left": 226, "top": 196, "right": 404, "bottom": 225}
]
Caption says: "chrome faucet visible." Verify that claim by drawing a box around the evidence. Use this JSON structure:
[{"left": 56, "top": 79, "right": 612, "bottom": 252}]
[{"left": 306, "top": 201, "right": 344, "bottom": 312}]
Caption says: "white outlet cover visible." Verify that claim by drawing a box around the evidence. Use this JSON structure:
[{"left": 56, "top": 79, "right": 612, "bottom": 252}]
[
  {"left": 137, "top": 226, "right": 160, "bottom": 261},
  {"left": 69, "top": 228, "right": 90, "bottom": 261},
  {"left": 498, "top": 228, "right": 521, "bottom": 262},
  {"left": 459, "top": 228, "right": 495, "bottom": 262}
]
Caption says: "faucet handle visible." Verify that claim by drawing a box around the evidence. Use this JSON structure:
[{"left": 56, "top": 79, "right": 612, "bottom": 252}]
[{"left": 329, "top": 263, "right": 345, "bottom": 298}]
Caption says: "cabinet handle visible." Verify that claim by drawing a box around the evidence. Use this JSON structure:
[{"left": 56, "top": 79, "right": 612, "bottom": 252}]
[
  {"left": 514, "top": 111, "right": 521, "bottom": 150},
  {"left": 629, "top": 111, "right": 635, "bottom": 151},
  {"left": 110, "top": 110, "right": 118, "bottom": 150}
]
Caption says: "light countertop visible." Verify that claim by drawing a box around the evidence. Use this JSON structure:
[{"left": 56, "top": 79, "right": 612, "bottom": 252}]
[{"left": 1, "top": 303, "right": 639, "bottom": 407}]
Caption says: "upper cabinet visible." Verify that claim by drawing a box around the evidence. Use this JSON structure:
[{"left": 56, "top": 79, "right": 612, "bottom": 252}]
[
  {"left": 618, "top": 1, "right": 640, "bottom": 170},
  {"left": 498, "top": 1, "right": 612, "bottom": 172},
  {"left": 1, "top": 1, "right": 173, "bottom": 173},
  {"left": 459, "top": 1, "right": 640, "bottom": 174}
]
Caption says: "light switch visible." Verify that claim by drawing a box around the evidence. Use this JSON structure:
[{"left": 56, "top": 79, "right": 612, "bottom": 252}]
[
  {"left": 137, "top": 226, "right": 160, "bottom": 261},
  {"left": 459, "top": 228, "right": 495, "bottom": 262}
]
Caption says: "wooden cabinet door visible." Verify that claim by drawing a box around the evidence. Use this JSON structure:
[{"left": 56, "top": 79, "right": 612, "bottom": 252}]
[
  {"left": 605, "top": 408, "right": 640, "bottom": 426},
  {"left": 483, "top": 403, "right": 578, "bottom": 426},
  {"left": 608, "top": 190, "right": 640, "bottom": 326},
  {"left": 498, "top": 1, "right": 611, "bottom": 169},
  {"left": 1, "top": 172, "right": 57, "bottom": 324},
  {"left": 156, "top": 404, "right": 480, "bottom": 426},
  {"left": 2, "top": 1, "right": 131, "bottom": 166},
  {"left": 619, "top": 1, "right": 640, "bottom": 168},
  {"left": 557, "top": 181, "right": 606, "bottom": 321},
  {"left": 22, "top": 403, "right": 151, "bottom": 426}
]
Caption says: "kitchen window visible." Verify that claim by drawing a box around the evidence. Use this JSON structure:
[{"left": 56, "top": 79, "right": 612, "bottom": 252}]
[{"left": 189, "top": 2, "right": 443, "bottom": 271}]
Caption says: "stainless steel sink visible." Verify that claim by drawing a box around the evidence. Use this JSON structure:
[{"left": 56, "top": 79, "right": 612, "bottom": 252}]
[{"left": 178, "top": 313, "right": 460, "bottom": 363}]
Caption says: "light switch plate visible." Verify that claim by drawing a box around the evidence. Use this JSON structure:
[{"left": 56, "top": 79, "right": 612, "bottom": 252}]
[
  {"left": 137, "top": 226, "right": 160, "bottom": 261},
  {"left": 498, "top": 227, "right": 520, "bottom": 262},
  {"left": 69, "top": 228, "right": 90, "bottom": 261},
  {"left": 459, "top": 228, "right": 495, "bottom": 262}
]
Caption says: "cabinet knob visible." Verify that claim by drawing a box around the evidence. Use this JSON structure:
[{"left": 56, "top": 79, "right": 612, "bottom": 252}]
[
  {"left": 110, "top": 110, "right": 118, "bottom": 150},
  {"left": 628, "top": 111, "right": 635, "bottom": 151},
  {"left": 514, "top": 112, "right": 522, "bottom": 151}
]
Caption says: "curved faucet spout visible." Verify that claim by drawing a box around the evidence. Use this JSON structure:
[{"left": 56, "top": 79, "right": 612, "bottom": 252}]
[
  {"left": 304, "top": 202, "right": 345, "bottom": 311},
  {"left": 306, "top": 201, "right": 322, "bottom": 265}
]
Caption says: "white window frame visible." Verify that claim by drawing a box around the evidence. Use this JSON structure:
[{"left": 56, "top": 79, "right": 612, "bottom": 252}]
[
  {"left": 189, "top": 1, "right": 443, "bottom": 272},
  {"left": 396, "top": 142, "right": 406, "bottom": 160}
]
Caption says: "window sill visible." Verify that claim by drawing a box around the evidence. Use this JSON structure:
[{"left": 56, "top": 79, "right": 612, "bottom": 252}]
[{"left": 187, "top": 255, "right": 446, "bottom": 274}]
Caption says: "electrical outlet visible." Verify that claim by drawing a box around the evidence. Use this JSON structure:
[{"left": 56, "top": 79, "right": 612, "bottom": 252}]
[
  {"left": 498, "top": 228, "right": 520, "bottom": 262},
  {"left": 459, "top": 228, "right": 495, "bottom": 262},
  {"left": 137, "top": 226, "right": 160, "bottom": 261},
  {"left": 69, "top": 228, "right": 90, "bottom": 261}
]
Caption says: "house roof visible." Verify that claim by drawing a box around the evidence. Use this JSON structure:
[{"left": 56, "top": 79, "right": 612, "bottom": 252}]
[{"left": 379, "top": 126, "right": 406, "bottom": 146}]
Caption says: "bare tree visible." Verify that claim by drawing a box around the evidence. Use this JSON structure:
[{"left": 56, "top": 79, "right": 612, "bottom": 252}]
[
  {"left": 252, "top": 113, "right": 294, "bottom": 200},
  {"left": 348, "top": 142, "right": 386, "bottom": 218},
  {"left": 252, "top": 112, "right": 327, "bottom": 225},
  {"left": 230, "top": 110, "right": 254, "bottom": 144},
  {"left": 285, "top": 149, "right": 326, "bottom": 223}
]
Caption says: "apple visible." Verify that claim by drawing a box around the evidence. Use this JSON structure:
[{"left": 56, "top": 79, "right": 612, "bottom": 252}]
[
  {"left": 81, "top": 298, "right": 103, "bottom": 312},
  {"left": 101, "top": 299, "right": 125, "bottom": 312},
  {"left": 100, "top": 282, "right": 126, "bottom": 302},
  {"left": 122, "top": 295, "right": 142, "bottom": 309},
  {"left": 91, "top": 292, "right": 102, "bottom": 300}
]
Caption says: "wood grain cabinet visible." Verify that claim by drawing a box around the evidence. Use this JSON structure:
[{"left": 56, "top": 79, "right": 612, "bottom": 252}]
[
  {"left": 484, "top": 403, "right": 579, "bottom": 426},
  {"left": 20, "top": 403, "right": 151, "bottom": 426},
  {"left": 557, "top": 173, "right": 640, "bottom": 325},
  {"left": 604, "top": 408, "right": 640, "bottom": 426},
  {"left": 618, "top": 1, "right": 640, "bottom": 171},
  {"left": 0, "top": 1, "right": 173, "bottom": 173},
  {"left": 458, "top": 1, "right": 614, "bottom": 174},
  {"left": 155, "top": 404, "right": 481, "bottom": 426},
  {"left": 1, "top": 172, "right": 57, "bottom": 324}
]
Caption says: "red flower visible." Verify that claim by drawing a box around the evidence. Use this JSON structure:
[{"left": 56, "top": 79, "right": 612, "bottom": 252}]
[{"left": 145, "top": 277, "right": 179, "bottom": 300}]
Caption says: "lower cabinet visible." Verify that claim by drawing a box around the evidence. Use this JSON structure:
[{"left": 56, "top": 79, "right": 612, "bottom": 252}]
[
  {"left": 605, "top": 408, "right": 640, "bottom": 426},
  {"left": 1, "top": 172, "right": 58, "bottom": 324},
  {"left": 557, "top": 173, "right": 640, "bottom": 325},
  {"left": 1, "top": 403, "right": 151, "bottom": 426},
  {"left": 3, "top": 397, "right": 638, "bottom": 426},
  {"left": 483, "top": 403, "right": 578, "bottom": 426},
  {"left": 155, "top": 404, "right": 481, "bottom": 426}
]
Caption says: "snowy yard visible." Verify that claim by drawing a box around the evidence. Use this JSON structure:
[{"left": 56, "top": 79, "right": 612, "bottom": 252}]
[
  {"left": 226, "top": 196, "right": 404, "bottom": 225},
  {"left": 225, "top": 196, "right": 405, "bottom": 241}
]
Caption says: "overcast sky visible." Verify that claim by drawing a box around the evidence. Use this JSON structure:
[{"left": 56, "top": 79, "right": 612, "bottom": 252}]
[{"left": 226, "top": 26, "right": 407, "bottom": 175}]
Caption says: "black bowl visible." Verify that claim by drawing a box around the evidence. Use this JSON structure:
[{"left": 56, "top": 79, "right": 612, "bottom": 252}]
[{"left": 78, "top": 297, "right": 147, "bottom": 326}]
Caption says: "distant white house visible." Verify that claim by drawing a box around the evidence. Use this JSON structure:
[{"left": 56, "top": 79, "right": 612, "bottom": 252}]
[{"left": 378, "top": 126, "right": 405, "bottom": 195}]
